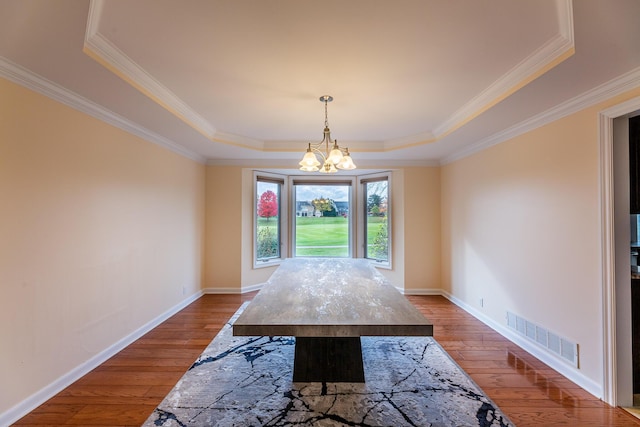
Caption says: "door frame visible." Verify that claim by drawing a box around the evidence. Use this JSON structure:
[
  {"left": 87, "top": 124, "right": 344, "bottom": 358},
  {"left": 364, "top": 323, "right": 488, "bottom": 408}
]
[{"left": 600, "top": 96, "right": 640, "bottom": 406}]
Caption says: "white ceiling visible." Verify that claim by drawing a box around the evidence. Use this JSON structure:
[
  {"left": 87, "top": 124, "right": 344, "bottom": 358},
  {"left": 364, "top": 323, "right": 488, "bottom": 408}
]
[{"left": 1, "top": 0, "right": 639, "bottom": 167}]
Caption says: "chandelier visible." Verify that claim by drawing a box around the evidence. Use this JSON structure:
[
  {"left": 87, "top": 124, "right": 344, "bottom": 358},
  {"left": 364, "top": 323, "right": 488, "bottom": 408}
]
[{"left": 299, "top": 95, "right": 356, "bottom": 173}]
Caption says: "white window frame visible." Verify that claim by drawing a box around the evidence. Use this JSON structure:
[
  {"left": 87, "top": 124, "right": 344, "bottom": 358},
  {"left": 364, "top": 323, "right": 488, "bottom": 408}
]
[
  {"left": 289, "top": 175, "right": 356, "bottom": 259},
  {"left": 252, "top": 170, "right": 392, "bottom": 269},
  {"left": 357, "top": 171, "right": 392, "bottom": 269},
  {"left": 253, "top": 171, "right": 288, "bottom": 269}
]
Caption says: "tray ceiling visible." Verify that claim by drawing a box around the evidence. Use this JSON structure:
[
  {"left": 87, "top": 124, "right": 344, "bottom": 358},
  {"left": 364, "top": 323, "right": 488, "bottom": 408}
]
[{"left": 1, "top": 0, "right": 640, "bottom": 165}]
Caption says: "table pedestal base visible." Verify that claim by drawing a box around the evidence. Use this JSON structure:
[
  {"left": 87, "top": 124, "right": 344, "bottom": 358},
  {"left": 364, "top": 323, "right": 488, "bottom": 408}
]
[{"left": 293, "top": 337, "right": 365, "bottom": 382}]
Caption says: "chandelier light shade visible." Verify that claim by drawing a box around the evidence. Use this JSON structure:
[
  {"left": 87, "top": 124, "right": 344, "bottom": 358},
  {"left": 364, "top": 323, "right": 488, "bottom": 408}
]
[{"left": 298, "top": 95, "right": 356, "bottom": 173}]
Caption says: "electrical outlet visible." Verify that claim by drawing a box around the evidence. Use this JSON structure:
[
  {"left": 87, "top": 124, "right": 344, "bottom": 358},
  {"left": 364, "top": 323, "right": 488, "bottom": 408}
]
[
  {"left": 479, "top": 298, "right": 484, "bottom": 308},
  {"left": 182, "top": 285, "right": 187, "bottom": 295}
]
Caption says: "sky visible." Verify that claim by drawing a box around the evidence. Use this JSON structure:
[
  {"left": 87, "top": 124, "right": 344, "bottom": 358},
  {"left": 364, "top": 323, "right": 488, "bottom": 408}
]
[{"left": 295, "top": 185, "right": 349, "bottom": 202}]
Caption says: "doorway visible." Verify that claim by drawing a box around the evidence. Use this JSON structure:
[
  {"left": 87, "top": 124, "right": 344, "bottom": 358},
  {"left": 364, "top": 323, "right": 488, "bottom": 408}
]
[
  {"left": 630, "top": 116, "right": 640, "bottom": 411},
  {"left": 602, "top": 97, "right": 640, "bottom": 408}
]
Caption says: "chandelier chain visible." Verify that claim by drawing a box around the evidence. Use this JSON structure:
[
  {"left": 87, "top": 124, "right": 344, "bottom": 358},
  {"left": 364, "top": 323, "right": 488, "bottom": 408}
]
[{"left": 324, "top": 98, "right": 329, "bottom": 129}]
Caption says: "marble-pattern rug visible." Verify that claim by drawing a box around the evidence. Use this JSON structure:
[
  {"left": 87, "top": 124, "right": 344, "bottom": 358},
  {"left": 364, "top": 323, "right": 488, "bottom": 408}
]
[{"left": 143, "top": 305, "right": 514, "bottom": 427}]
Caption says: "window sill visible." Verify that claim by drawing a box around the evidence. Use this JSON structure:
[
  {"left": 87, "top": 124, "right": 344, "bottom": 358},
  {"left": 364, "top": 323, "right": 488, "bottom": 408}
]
[
  {"left": 368, "top": 259, "right": 392, "bottom": 270},
  {"left": 254, "top": 258, "right": 283, "bottom": 270}
]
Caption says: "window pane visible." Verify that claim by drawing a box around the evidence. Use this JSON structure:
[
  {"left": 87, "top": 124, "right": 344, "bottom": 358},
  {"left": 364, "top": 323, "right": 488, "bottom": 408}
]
[
  {"left": 256, "top": 180, "right": 280, "bottom": 260},
  {"left": 365, "top": 179, "right": 388, "bottom": 261},
  {"left": 295, "top": 184, "right": 350, "bottom": 257}
]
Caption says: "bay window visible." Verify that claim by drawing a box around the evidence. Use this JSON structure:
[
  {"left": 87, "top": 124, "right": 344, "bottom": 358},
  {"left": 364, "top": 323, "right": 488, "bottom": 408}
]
[{"left": 253, "top": 171, "right": 391, "bottom": 269}]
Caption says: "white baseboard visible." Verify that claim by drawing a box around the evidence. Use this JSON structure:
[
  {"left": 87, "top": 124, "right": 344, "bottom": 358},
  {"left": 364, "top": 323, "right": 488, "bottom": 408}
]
[
  {"left": 202, "top": 287, "right": 243, "bottom": 294},
  {"left": 398, "top": 287, "right": 602, "bottom": 398},
  {"left": 441, "top": 290, "right": 603, "bottom": 400},
  {"left": 0, "top": 290, "right": 204, "bottom": 427},
  {"left": 241, "top": 283, "right": 265, "bottom": 293},
  {"left": 202, "top": 283, "right": 265, "bottom": 294},
  {"left": 403, "top": 288, "right": 444, "bottom": 295},
  {"left": 3, "top": 286, "right": 604, "bottom": 425}
]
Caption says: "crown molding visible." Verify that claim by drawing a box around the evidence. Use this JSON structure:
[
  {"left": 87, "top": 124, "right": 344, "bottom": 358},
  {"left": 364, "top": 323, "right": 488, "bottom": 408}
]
[
  {"left": 84, "top": 0, "right": 217, "bottom": 140},
  {"left": 5, "top": 58, "right": 636, "bottom": 169},
  {"left": 0, "top": 56, "right": 206, "bottom": 164},
  {"left": 367, "top": 0, "right": 575, "bottom": 153},
  {"left": 441, "top": 66, "right": 640, "bottom": 165},
  {"left": 206, "top": 158, "right": 440, "bottom": 168},
  {"left": 211, "top": 131, "right": 265, "bottom": 150},
  {"left": 84, "top": 0, "right": 574, "bottom": 156},
  {"left": 382, "top": 130, "right": 436, "bottom": 151},
  {"left": 264, "top": 139, "right": 387, "bottom": 153},
  {"left": 433, "top": 0, "right": 574, "bottom": 140},
  {"left": 556, "top": 0, "right": 575, "bottom": 41}
]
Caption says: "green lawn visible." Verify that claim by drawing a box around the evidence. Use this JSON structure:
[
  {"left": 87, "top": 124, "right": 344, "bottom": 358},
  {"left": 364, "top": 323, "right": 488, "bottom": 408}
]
[
  {"left": 294, "top": 216, "right": 348, "bottom": 256},
  {"left": 257, "top": 215, "right": 388, "bottom": 258},
  {"left": 366, "top": 216, "right": 387, "bottom": 241},
  {"left": 295, "top": 216, "right": 348, "bottom": 245}
]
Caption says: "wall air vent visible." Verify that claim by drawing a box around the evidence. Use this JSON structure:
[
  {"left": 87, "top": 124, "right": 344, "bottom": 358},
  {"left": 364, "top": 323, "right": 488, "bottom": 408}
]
[{"left": 506, "top": 311, "right": 578, "bottom": 368}]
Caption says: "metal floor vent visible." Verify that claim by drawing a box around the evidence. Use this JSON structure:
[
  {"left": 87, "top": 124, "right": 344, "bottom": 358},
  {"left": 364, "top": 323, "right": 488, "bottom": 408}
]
[{"left": 506, "top": 311, "right": 579, "bottom": 368}]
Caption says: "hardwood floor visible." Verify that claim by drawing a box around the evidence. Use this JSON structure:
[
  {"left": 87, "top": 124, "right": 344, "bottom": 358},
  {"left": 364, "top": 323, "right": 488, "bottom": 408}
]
[{"left": 12, "top": 294, "right": 640, "bottom": 426}]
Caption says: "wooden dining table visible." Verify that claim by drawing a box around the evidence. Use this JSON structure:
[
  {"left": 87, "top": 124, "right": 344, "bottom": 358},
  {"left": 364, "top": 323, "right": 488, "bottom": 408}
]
[{"left": 232, "top": 258, "right": 433, "bottom": 382}]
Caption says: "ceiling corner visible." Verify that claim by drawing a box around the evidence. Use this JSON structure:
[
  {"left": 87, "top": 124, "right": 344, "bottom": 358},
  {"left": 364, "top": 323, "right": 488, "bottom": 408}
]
[{"left": 83, "top": 0, "right": 218, "bottom": 141}]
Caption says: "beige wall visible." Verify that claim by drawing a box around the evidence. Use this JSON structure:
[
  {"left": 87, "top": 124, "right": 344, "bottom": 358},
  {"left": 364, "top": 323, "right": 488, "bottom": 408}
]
[
  {"left": 204, "top": 166, "right": 243, "bottom": 290},
  {"left": 402, "top": 167, "right": 441, "bottom": 292},
  {"left": 441, "top": 88, "right": 640, "bottom": 390},
  {"left": 0, "top": 78, "right": 206, "bottom": 414}
]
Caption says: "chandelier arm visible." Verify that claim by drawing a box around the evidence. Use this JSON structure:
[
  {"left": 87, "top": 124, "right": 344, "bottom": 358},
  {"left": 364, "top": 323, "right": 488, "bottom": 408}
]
[
  {"left": 307, "top": 141, "right": 350, "bottom": 155},
  {"left": 308, "top": 146, "right": 328, "bottom": 162}
]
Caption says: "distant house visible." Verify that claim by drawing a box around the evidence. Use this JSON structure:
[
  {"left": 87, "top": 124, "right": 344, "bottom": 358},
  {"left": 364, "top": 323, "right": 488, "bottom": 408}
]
[
  {"left": 296, "top": 201, "right": 314, "bottom": 217},
  {"left": 296, "top": 200, "right": 349, "bottom": 217},
  {"left": 334, "top": 201, "right": 349, "bottom": 216}
]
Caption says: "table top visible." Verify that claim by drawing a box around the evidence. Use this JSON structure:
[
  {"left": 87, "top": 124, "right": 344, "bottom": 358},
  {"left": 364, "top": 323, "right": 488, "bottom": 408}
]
[{"left": 233, "top": 258, "right": 433, "bottom": 337}]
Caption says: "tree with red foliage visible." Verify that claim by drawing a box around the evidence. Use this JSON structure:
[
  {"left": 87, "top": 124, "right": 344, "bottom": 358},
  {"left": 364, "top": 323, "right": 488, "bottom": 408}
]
[{"left": 257, "top": 190, "right": 278, "bottom": 220}]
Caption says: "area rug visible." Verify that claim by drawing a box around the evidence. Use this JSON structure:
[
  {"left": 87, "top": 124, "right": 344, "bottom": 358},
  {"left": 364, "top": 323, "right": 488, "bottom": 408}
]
[{"left": 143, "top": 304, "right": 514, "bottom": 426}]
